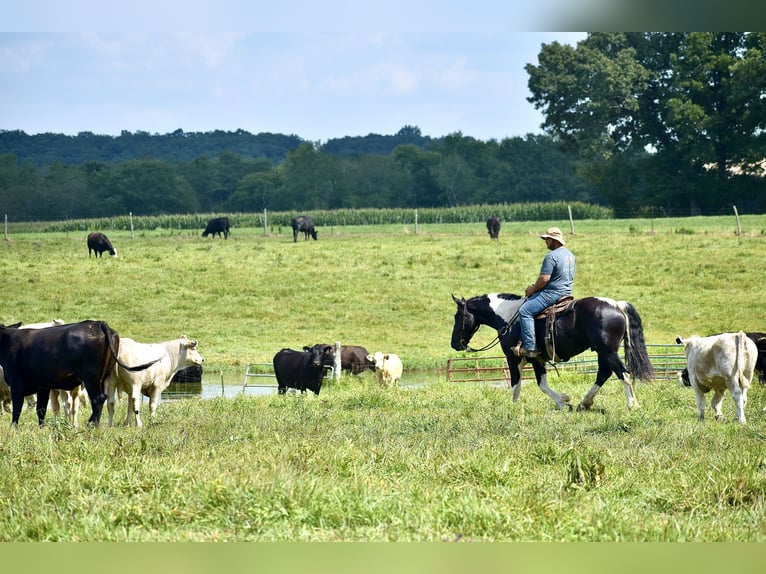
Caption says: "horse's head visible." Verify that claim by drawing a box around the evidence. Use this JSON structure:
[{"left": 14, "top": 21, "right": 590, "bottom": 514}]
[{"left": 451, "top": 294, "right": 480, "bottom": 351}]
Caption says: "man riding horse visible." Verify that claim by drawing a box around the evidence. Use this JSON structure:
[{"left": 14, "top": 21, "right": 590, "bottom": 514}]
[{"left": 515, "top": 227, "right": 576, "bottom": 359}]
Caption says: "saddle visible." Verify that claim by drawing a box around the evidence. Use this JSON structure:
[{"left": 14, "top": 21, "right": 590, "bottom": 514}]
[{"left": 535, "top": 296, "right": 575, "bottom": 361}]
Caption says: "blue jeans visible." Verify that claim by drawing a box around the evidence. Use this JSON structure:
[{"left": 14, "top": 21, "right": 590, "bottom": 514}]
[{"left": 518, "top": 290, "right": 562, "bottom": 351}]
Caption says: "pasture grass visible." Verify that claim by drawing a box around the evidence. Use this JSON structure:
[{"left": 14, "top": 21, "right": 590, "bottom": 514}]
[
  {"left": 1, "top": 214, "right": 765, "bottom": 541},
  {"left": 1, "top": 375, "right": 765, "bottom": 541}
]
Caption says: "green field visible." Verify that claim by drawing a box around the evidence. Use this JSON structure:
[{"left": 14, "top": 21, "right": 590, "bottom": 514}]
[{"left": 0, "top": 214, "right": 765, "bottom": 541}]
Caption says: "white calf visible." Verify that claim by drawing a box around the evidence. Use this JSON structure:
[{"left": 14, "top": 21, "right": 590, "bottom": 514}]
[
  {"left": 676, "top": 331, "right": 758, "bottom": 424},
  {"left": 50, "top": 385, "right": 89, "bottom": 428},
  {"left": 107, "top": 336, "right": 204, "bottom": 427},
  {"left": 366, "top": 351, "right": 403, "bottom": 387}
]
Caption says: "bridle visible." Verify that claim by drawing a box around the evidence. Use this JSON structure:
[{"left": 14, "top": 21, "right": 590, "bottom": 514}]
[{"left": 458, "top": 300, "right": 519, "bottom": 353}]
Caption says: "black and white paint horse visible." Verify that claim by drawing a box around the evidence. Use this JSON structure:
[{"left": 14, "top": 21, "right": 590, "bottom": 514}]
[{"left": 451, "top": 293, "right": 654, "bottom": 411}]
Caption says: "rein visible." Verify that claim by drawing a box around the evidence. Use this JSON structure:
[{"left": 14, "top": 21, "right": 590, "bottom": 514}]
[{"left": 464, "top": 305, "right": 520, "bottom": 353}]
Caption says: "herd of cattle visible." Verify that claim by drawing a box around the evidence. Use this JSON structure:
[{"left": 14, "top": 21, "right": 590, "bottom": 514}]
[
  {"left": 3, "top": 217, "right": 766, "bottom": 428},
  {"left": 0, "top": 321, "right": 403, "bottom": 428}
]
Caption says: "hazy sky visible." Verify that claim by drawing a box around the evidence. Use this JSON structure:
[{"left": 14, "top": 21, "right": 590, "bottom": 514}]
[{"left": 1, "top": 3, "right": 587, "bottom": 142}]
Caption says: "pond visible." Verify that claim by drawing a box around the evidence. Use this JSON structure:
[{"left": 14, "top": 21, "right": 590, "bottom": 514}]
[{"left": 162, "top": 367, "right": 453, "bottom": 401}]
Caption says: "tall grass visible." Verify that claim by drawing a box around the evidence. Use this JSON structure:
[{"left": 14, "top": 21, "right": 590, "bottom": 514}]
[{"left": 0, "top": 215, "right": 765, "bottom": 541}]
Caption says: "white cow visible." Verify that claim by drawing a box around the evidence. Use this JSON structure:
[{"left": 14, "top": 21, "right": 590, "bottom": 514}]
[
  {"left": 107, "top": 335, "right": 204, "bottom": 427},
  {"left": 676, "top": 331, "right": 758, "bottom": 424},
  {"left": 366, "top": 351, "right": 403, "bottom": 387},
  {"left": 0, "top": 320, "right": 65, "bottom": 415}
]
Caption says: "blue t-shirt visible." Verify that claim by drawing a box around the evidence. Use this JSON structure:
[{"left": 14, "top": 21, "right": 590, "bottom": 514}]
[{"left": 539, "top": 246, "right": 575, "bottom": 296}]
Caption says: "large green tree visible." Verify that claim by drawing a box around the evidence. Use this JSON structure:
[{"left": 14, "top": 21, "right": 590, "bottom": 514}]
[{"left": 526, "top": 32, "right": 766, "bottom": 214}]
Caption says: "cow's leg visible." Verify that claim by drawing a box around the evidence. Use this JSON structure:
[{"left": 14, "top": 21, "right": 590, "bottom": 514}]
[
  {"left": 87, "top": 388, "right": 106, "bottom": 427},
  {"left": 10, "top": 391, "right": 24, "bottom": 426},
  {"left": 148, "top": 390, "right": 162, "bottom": 418},
  {"left": 50, "top": 390, "right": 61, "bottom": 418},
  {"left": 728, "top": 383, "right": 746, "bottom": 424},
  {"left": 132, "top": 389, "right": 144, "bottom": 427},
  {"left": 35, "top": 389, "right": 50, "bottom": 426},
  {"left": 71, "top": 389, "right": 81, "bottom": 429},
  {"left": 710, "top": 388, "right": 726, "bottom": 421},
  {"left": 691, "top": 383, "right": 706, "bottom": 421},
  {"left": 106, "top": 381, "right": 117, "bottom": 427}
]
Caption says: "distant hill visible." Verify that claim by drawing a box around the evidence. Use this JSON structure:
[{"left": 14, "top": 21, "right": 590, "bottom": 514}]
[{"left": 0, "top": 125, "right": 440, "bottom": 167}]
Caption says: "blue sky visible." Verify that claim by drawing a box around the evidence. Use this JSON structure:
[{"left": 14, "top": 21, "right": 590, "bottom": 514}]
[{"left": 1, "top": 3, "right": 587, "bottom": 142}]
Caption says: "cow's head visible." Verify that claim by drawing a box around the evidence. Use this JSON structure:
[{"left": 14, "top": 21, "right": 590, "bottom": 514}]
[
  {"left": 304, "top": 344, "right": 334, "bottom": 369},
  {"left": 180, "top": 336, "right": 204, "bottom": 367}
]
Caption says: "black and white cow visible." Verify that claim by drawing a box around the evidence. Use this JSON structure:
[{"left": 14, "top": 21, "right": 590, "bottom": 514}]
[
  {"left": 202, "top": 217, "right": 230, "bottom": 239},
  {"left": 677, "top": 331, "right": 758, "bottom": 424},
  {"left": 272, "top": 344, "right": 333, "bottom": 395},
  {"left": 291, "top": 216, "right": 317, "bottom": 242},
  {"left": 486, "top": 216, "right": 501, "bottom": 240},
  {"left": 87, "top": 232, "right": 117, "bottom": 257}
]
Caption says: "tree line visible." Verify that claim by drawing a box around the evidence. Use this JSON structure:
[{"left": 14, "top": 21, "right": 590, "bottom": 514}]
[{"left": 2, "top": 33, "right": 765, "bottom": 222}]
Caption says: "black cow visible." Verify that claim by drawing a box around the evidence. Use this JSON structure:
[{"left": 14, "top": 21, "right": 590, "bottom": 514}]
[
  {"left": 291, "top": 216, "right": 317, "bottom": 242},
  {"left": 202, "top": 217, "right": 230, "bottom": 239},
  {"left": 272, "top": 344, "right": 333, "bottom": 395},
  {"left": 0, "top": 320, "right": 160, "bottom": 426},
  {"left": 314, "top": 344, "right": 372, "bottom": 375},
  {"left": 486, "top": 216, "right": 501, "bottom": 240},
  {"left": 87, "top": 232, "right": 117, "bottom": 257}
]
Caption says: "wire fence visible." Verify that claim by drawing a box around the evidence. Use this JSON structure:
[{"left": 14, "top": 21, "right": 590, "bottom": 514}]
[{"left": 446, "top": 343, "right": 687, "bottom": 385}]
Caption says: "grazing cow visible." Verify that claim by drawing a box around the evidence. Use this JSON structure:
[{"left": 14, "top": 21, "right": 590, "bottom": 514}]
[
  {"left": 291, "top": 216, "right": 317, "bottom": 242},
  {"left": 0, "top": 320, "right": 160, "bottom": 426},
  {"left": 87, "top": 232, "right": 117, "bottom": 257},
  {"left": 107, "top": 336, "right": 204, "bottom": 427},
  {"left": 273, "top": 344, "right": 334, "bottom": 395},
  {"left": 0, "top": 320, "right": 65, "bottom": 414},
  {"left": 314, "top": 344, "right": 372, "bottom": 375},
  {"left": 202, "top": 217, "right": 230, "bottom": 239},
  {"left": 486, "top": 216, "right": 501, "bottom": 240},
  {"left": 676, "top": 331, "right": 758, "bottom": 424},
  {"left": 366, "top": 351, "right": 403, "bottom": 387}
]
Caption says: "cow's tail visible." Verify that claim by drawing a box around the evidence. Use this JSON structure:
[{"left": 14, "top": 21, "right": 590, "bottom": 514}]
[
  {"left": 99, "top": 322, "right": 162, "bottom": 372},
  {"left": 617, "top": 301, "right": 655, "bottom": 382},
  {"left": 736, "top": 330, "right": 748, "bottom": 390}
]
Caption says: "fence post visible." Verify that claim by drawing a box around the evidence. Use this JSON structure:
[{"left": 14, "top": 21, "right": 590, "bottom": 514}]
[
  {"left": 414, "top": 209, "right": 418, "bottom": 234},
  {"left": 567, "top": 205, "right": 575, "bottom": 234},
  {"left": 3, "top": 214, "right": 7, "bottom": 241},
  {"left": 334, "top": 341, "right": 342, "bottom": 380},
  {"left": 733, "top": 205, "right": 741, "bottom": 236},
  {"left": 129, "top": 212, "right": 135, "bottom": 238},
  {"left": 263, "top": 208, "right": 268, "bottom": 236}
]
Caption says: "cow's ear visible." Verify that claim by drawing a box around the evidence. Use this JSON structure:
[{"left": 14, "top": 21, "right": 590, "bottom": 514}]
[
  {"left": 303, "top": 346, "right": 311, "bottom": 352},
  {"left": 675, "top": 337, "right": 683, "bottom": 345}
]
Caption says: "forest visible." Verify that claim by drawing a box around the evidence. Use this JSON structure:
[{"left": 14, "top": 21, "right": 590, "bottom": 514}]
[{"left": 2, "top": 33, "right": 765, "bottom": 222}]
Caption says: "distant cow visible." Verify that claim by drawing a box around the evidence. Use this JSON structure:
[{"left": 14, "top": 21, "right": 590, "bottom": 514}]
[
  {"left": 107, "top": 335, "right": 204, "bottom": 427},
  {"left": 273, "top": 344, "right": 334, "bottom": 395},
  {"left": 314, "top": 344, "right": 372, "bottom": 375},
  {"left": 202, "top": 217, "right": 230, "bottom": 239},
  {"left": 87, "top": 232, "right": 117, "bottom": 257},
  {"left": 677, "top": 331, "right": 758, "bottom": 424},
  {"left": 0, "top": 320, "right": 160, "bottom": 426},
  {"left": 366, "top": 351, "right": 403, "bottom": 388},
  {"left": 291, "top": 216, "right": 317, "bottom": 242},
  {"left": 486, "top": 216, "right": 501, "bottom": 240},
  {"left": 681, "top": 331, "right": 766, "bottom": 384}
]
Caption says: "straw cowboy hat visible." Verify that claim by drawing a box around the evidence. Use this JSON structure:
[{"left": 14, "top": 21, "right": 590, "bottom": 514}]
[{"left": 540, "top": 227, "right": 565, "bottom": 245}]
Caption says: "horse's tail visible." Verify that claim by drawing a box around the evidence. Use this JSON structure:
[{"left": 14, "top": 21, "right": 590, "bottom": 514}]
[{"left": 617, "top": 301, "right": 655, "bottom": 381}]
